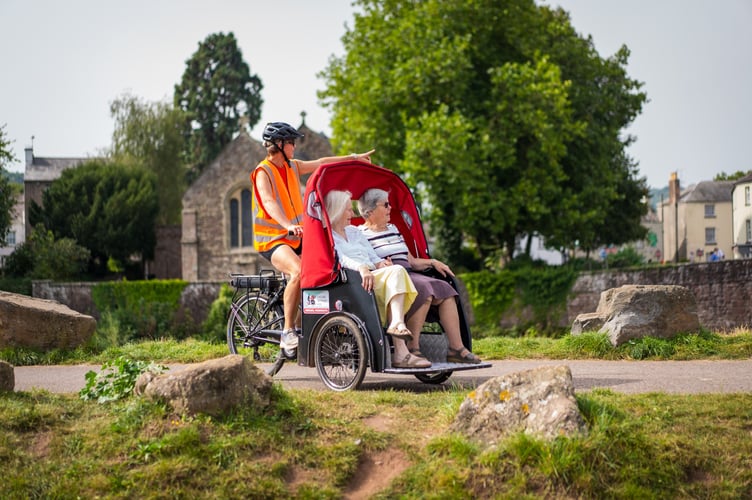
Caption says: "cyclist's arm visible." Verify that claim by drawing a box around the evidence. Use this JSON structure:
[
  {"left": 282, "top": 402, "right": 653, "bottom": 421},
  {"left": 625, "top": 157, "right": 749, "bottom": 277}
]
[{"left": 296, "top": 149, "right": 376, "bottom": 175}]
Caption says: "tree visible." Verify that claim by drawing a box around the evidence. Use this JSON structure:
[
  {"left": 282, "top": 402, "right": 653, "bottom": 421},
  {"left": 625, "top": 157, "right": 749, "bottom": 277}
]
[
  {"left": 715, "top": 170, "right": 750, "bottom": 181},
  {"left": 29, "top": 159, "right": 158, "bottom": 275},
  {"left": 320, "top": 0, "right": 647, "bottom": 267},
  {"left": 4, "top": 224, "right": 90, "bottom": 280},
  {"left": 110, "top": 93, "right": 187, "bottom": 225},
  {"left": 174, "top": 32, "right": 263, "bottom": 181},
  {"left": 0, "top": 124, "right": 16, "bottom": 246}
]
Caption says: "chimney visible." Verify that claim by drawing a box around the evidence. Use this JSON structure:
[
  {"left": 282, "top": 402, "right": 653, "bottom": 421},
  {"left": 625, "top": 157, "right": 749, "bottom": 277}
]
[
  {"left": 668, "top": 172, "right": 680, "bottom": 204},
  {"left": 25, "top": 146, "right": 34, "bottom": 166}
]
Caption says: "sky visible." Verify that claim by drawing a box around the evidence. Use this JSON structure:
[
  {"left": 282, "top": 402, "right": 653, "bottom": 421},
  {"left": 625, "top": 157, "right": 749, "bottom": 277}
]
[{"left": 1, "top": 0, "right": 750, "bottom": 190}]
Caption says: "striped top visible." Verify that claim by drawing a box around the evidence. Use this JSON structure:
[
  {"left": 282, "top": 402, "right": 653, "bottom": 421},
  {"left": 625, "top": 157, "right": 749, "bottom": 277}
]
[{"left": 358, "top": 224, "right": 410, "bottom": 263}]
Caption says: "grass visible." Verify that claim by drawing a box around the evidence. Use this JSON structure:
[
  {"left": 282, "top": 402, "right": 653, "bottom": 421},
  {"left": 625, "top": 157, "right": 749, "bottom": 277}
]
[
  {"left": 2, "top": 329, "right": 751, "bottom": 497},
  {"left": 1, "top": 386, "right": 750, "bottom": 498}
]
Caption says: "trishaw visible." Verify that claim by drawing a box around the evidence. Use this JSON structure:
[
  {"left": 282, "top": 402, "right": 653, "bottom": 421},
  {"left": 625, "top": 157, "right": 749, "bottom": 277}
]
[{"left": 228, "top": 160, "right": 491, "bottom": 391}]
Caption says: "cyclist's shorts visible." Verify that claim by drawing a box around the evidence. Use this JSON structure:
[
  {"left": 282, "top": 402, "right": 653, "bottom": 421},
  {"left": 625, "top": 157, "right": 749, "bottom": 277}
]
[{"left": 260, "top": 242, "right": 302, "bottom": 262}]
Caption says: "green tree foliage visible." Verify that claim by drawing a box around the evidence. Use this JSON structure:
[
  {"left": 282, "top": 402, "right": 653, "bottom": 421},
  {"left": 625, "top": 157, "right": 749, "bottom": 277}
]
[
  {"left": 174, "top": 32, "right": 263, "bottom": 181},
  {"left": 29, "top": 159, "right": 158, "bottom": 274},
  {"left": 110, "top": 93, "right": 187, "bottom": 225},
  {"left": 714, "top": 170, "right": 750, "bottom": 181},
  {"left": 0, "top": 124, "right": 16, "bottom": 246},
  {"left": 319, "top": 0, "right": 648, "bottom": 267},
  {"left": 4, "top": 224, "right": 90, "bottom": 280}
]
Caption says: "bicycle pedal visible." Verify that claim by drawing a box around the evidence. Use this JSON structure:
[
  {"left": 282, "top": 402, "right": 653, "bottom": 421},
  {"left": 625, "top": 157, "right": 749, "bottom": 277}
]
[{"left": 282, "top": 348, "right": 298, "bottom": 360}]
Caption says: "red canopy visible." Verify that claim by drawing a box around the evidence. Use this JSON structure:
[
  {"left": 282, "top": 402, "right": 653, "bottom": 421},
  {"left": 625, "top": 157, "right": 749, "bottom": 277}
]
[{"left": 300, "top": 160, "right": 430, "bottom": 289}]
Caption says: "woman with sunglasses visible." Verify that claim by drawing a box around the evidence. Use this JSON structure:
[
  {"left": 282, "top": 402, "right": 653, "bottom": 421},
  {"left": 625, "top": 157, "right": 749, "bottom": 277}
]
[
  {"left": 252, "top": 122, "right": 374, "bottom": 356},
  {"left": 357, "top": 188, "right": 481, "bottom": 364}
]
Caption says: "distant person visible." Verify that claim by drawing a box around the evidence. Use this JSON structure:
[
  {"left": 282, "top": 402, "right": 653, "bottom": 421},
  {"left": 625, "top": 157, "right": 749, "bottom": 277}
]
[{"left": 252, "top": 122, "right": 374, "bottom": 355}]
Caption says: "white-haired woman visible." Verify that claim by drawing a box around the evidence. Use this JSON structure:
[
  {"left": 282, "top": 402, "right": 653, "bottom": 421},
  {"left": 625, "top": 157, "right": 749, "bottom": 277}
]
[
  {"left": 325, "top": 190, "right": 431, "bottom": 368},
  {"left": 357, "top": 188, "right": 481, "bottom": 364}
]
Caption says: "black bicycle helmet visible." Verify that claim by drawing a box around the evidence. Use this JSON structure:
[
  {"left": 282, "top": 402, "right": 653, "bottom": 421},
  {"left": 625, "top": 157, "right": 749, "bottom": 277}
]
[{"left": 262, "top": 122, "right": 304, "bottom": 142}]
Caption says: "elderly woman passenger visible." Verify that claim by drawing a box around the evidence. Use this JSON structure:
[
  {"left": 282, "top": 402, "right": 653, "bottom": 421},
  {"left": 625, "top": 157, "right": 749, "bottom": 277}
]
[
  {"left": 325, "top": 190, "right": 431, "bottom": 368},
  {"left": 357, "top": 188, "right": 481, "bottom": 364}
]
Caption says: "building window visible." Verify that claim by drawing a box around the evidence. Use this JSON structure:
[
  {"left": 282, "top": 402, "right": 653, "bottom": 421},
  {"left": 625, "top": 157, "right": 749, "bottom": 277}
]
[
  {"left": 230, "top": 199, "right": 239, "bottom": 247},
  {"left": 705, "top": 227, "right": 716, "bottom": 245},
  {"left": 229, "top": 188, "right": 253, "bottom": 249},
  {"left": 241, "top": 189, "right": 253, "bottom": 246},
  {"left": 704, "top": 204, "right": 715, "bottom": 218},
  {"left": 6, "top": 230, "right": 15, "bottom": 246},
  {"left": 746, "top": 186, "right": 751, "bottom": 206},
  {"left": 746, "top": 219, "right": 752, "bottom": 243}
]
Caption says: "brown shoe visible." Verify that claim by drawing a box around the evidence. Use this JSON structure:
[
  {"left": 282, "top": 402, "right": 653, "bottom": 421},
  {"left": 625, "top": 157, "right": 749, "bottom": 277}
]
[
  {"left": 392, "top": 353, "right": 431, "bottom": 368},
  {"left": 446, "top": 347, "right": 481, "bottom": 364}
]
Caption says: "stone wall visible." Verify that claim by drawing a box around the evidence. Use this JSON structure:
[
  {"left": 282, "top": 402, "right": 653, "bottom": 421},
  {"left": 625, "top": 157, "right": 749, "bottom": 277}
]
[
  {"left": 33, "top": 280, "right": 223, "bottom": 327},
  {"left": 32, "top": 260, "right": 752, "bottom": 334},
  {"left": 568, "top": 259, "right": 752, "bottom": 331}
]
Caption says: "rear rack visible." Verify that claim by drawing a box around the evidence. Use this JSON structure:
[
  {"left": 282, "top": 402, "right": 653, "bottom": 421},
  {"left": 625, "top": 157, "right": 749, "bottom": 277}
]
[{"left": 229, "top": 271, "right": 285, "bottom": 292}]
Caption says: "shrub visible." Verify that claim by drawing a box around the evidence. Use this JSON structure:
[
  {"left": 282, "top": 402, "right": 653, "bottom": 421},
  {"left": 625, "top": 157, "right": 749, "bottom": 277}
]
[
  {"left": 201, "top": 284, "right": 233, "bottom": 343},
  {"left": 3, "top": 224, "right": 90, "bottom": 280},
  {"left": 91, "top": 280, "right": 189, "bottom": 343}
]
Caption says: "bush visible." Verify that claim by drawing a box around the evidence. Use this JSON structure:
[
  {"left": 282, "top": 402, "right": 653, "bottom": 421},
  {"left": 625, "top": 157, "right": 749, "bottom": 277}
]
[
  {"left": 201, "top": 284, "right": 233, "bottom": 343},
  {"left": 461, "top": 262, "right": 578, "bottom": 335},
  {"left": 3, "top": 224, "right": 90, "bottom": 280},
  {"left": 606, "top": 246, "right": 644, "bottom": 269},
  {"left": 91, "top": 280, "right": 190, "bottom": 343}
]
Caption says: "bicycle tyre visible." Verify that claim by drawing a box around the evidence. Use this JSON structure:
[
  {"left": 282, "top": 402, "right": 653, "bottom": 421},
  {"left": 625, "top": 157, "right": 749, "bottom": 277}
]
[
  {"left": 314, "top": 315, "right": 367, "bottom": 391},
  {"left": 414, "top": 371, "right": 453, "bottom": 384},
  {"left": 227, "top": 294, "right": 284, "bottom": 364}
]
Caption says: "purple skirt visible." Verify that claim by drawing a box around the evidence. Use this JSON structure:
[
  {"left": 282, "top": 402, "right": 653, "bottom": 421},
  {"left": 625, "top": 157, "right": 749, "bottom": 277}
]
[{"left": 392, "top": 258, "right": 458, "bottom": 318}]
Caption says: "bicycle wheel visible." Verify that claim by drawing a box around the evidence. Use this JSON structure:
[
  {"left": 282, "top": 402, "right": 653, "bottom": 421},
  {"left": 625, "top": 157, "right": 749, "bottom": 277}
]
[
  {"left": 414, "top": 371, "right": 453, "bottom": 384},
  {"left": 227, "top": 294, "right": 284, "bottom": 361},
  {"left": 314, "top": 315, "right": 368, "bottom": 391}
]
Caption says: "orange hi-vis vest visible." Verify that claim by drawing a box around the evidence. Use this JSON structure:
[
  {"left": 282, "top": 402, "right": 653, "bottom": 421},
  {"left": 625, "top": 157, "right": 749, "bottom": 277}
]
[{"left": 251, "top": 159, "right": 304, "bottom": 252}]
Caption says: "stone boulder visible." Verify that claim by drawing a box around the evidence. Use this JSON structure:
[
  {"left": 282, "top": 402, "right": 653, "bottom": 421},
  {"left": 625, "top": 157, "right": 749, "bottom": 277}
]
[
  {"left": 0, "top": 291, "right": 96, "bottom": 350},
  {"left": 135, "top": 355, "right": 273, "bottom": 416},
  {"left": 571, "top": 284, "right": 700, "bottom": 346},
  {"left": 0, "top": 360, "right": 14, "bottom": 392},
  {"left": 450, "top": 365, "right": 586, "bottom": 445}
]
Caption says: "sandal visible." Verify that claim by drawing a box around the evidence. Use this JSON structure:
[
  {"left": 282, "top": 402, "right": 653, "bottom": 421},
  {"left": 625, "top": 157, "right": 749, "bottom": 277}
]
[
  {"left": 392, "top": 353, "right": 432, "bottom": 368},
  {"left": 386, "top": 323, "right": 413, "bottom": 341},
  {"left": 408, "top": 347, "right": 425, "bottom": 358},
  {"left": 446, "top": 347, "right": 482, "bottom": 364}
]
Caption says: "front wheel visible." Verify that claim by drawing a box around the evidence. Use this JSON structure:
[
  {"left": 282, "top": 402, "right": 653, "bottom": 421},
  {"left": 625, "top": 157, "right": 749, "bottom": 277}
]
[
  {"left": 227, "top": 294, "right": 284, "bottom": 375},
  {"left": 314, "top": 315, "right": 368, "bottom": 391}
]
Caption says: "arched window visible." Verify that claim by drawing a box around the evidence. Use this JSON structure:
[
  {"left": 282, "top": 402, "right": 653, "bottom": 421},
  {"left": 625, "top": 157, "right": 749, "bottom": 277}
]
[
  {"left": 229, "top": 188, "right": 253, "bottom": 249},
  {"left": 241, "top": 189, "right": 252, "bottom": 246},
  {"left": 230, "top": 199, "right": 239, "bottom": 247}
]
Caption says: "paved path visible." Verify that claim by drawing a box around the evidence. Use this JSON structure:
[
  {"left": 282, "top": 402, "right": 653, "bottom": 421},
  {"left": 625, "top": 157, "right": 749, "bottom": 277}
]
[{"left": 13, "top": 359, "right": 752, "bottom": 394}]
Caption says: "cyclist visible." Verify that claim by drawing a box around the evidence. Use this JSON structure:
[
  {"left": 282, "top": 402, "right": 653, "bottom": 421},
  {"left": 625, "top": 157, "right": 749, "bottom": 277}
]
[{"left": 251, "top": 121, "right": 374, "bottom": 356}]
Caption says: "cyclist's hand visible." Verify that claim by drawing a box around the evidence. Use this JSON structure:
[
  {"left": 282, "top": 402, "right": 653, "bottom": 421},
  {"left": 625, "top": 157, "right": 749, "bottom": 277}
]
[{"left": 287, "top": 225, "right": 303, "bottom": 237}]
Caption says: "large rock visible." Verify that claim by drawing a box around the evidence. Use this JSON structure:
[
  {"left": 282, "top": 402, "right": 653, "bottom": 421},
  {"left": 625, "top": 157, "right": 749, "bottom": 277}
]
[
  {"left": 450, "top": 365, "right": 586, "bottom": 445},
  {"left": 0, "top": 360, "right": 14, "bottom": 392},
  {"left": 0, "top": 291, "right": 96, "bottom": 350},
  {"left": 135, "top": 355, "right": 273, "bottom": 416},
  {"left": 571, "top": 284, "right": 700, "bottom": 346}
]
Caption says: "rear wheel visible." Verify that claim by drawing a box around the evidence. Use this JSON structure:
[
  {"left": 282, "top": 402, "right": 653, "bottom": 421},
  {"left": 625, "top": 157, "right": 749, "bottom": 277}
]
[
  {"left": 314, "top": 315, "right": 368, "bottom": 391},
  {"left": 227, "top": 294, "right": 285, "bottom": 375},
  {"left": 415, "top": 371, "right": 453, "bottom": 384}
]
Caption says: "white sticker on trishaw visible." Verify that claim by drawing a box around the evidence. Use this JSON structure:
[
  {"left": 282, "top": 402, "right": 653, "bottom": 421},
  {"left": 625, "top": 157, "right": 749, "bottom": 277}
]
[{"left": 303, "top": 290, "right": 330, "bottom": 314}]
